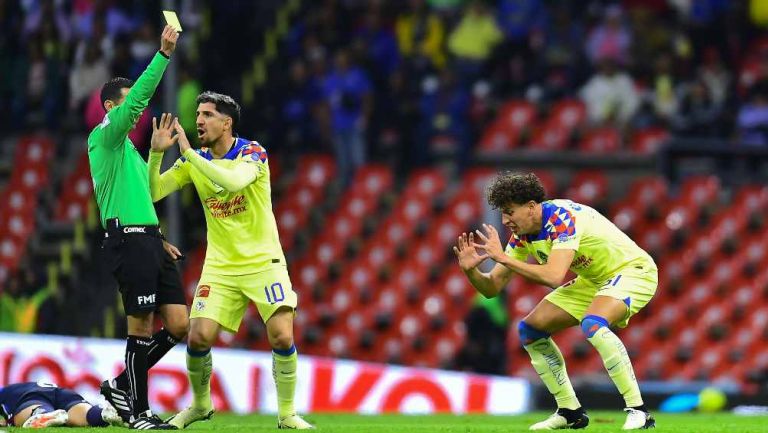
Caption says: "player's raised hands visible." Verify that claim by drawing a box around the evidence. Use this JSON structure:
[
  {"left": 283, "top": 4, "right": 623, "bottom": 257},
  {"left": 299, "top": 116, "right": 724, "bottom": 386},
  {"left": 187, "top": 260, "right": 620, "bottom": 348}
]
[
  {"left": 473, "top": 223, "right": 506, "bottom": 262},
  {"left": 160, "top": 24, "right": 179, "bottom": 56},
  {"left": 453, "top": 232, "right": 488, "bottom": 272},
  {"left": 173, "top": 119, "right": 192, "bottom": 154},
  {"left": 151, "top": 113, "right": 179, "bottom": 152}
]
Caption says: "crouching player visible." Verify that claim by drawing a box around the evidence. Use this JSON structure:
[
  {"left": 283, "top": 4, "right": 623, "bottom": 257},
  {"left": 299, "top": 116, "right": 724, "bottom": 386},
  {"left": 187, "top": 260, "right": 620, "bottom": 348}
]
[
  {"left": 0, "top": 381, "right": 122, "bottom": 428},
  {"left": 454, "top": 172, "right": 657, "bottom": 430}
]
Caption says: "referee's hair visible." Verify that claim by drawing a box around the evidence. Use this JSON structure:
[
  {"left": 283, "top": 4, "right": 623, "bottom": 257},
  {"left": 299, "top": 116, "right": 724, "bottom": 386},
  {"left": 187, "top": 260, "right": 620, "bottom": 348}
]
[
  {"left": 100, "top": 77, "right": 134, "bottom": 108},
  {"left": 197, "top": 91, "right": 241, "bottom": 131}
]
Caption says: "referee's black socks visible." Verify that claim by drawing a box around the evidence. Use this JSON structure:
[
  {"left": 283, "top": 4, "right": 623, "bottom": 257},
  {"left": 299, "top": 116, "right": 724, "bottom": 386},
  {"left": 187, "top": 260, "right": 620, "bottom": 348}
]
[
  {"left": 124, "top": 335, "right": 152, "bottom": 414},
  {"left": 116, "top": 329, "right": 181, "bottom": 412}
]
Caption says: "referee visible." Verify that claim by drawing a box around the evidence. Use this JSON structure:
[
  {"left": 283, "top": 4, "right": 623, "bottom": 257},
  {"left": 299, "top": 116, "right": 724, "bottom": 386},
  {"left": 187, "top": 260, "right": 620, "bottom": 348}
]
[{"left": 87, "top": 25, "right": 188, "bottom": 430}]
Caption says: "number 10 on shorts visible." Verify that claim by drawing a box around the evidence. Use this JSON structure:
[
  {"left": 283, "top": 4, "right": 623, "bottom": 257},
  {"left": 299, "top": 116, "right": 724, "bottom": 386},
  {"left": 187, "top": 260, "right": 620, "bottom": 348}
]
[{"left": 264, "top": 282, "right": 285, "bottom": 304}]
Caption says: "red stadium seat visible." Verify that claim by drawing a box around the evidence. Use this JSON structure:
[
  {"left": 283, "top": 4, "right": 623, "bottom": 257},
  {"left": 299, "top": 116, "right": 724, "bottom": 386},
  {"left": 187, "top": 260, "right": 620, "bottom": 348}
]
[
  {"left": 528, "top": 125, "right": 569, "bottom": 151},
  {"left": 548, "top": 99, "right": 586, "bottom": 132},
  {"left": 630, "top": 128, "right": 669, "bottom": 154},
  {"left": 294, "top": 154, "right": 335, "bottom": 189},
  {"left": 402, "top": 168, "right": 447, "bottom": 200},
  {"left": 563, "top": 171, "right": 608, "bottom": 206},
  {"left": 478, "top": 122, "right": 516, "bottom": 153},
  {"left": 679, "top": 176, "right": 720, "bottom": 209},
  {"left": 627, "top": 176, "right": 669, "bottom": 211},
  {"left": 497, "top": 99, "right": 537, "bottom": 133},
  {"left": 578, "top": 127, "right": 621, "bottom": 153}
]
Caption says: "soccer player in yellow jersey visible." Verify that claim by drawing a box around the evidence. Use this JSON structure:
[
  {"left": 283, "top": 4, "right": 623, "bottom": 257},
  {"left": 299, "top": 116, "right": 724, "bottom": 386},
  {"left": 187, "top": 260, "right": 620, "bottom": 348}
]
[
  {"left": 454, "top": 172, "right": 657, "bottom": 431},
  {"left": 146, "top": 92, "right": 313, "bottom": 430}
]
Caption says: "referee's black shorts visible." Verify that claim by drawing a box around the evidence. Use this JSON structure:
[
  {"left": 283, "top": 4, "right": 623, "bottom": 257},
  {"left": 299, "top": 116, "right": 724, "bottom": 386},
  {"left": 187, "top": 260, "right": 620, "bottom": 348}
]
[{"left": 101, "top": 219, "right": 186, "bottom": 315}]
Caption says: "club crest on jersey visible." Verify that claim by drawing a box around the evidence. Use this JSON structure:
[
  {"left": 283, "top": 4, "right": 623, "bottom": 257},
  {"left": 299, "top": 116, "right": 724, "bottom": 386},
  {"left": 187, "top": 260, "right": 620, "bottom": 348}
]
[
  {"left": 241, "top": 143, "right": 268, "bottom": 163},
  {"left": 197, "top": 285, "right": 211, "bottom": 298}
]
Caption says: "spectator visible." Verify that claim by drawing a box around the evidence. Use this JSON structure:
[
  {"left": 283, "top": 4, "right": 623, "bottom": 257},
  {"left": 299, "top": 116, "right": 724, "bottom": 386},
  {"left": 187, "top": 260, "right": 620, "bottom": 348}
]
[
  {"left": 580, "top": 57, "right": 640, "bottom": 127},
  {"left": 447, "top": 0, "right": 503, "bottom": 86},
  {"left": 496, "top": 0, "right": 547, "bottom": 43},
  {"left": 277, "top": 59, "right": 325, "bottom": 154},
  {"left": 177, "top": 65, "right": 203, "bottom": 141},
  {"left": 698, "top": 47, "right": 731, "bottom": 107},
  {"left": 0, "top": 269, "right": 54, "bottom": 334},
  {"left": 73, "top": 0, "right": 133, "bottom": 38},
  {"left": 671, "top": 79, "right": 722, "bottom": 136},
  {"left": 454, "top": 293, "right": 509, "bottom": 375},
  {"left": 11, "top": 35, "right": 62, "bottom": 129},
  {"left": 69, "top": 42, "right": 110, "bottom": 112},
  {"left": 73, "top": 14, "right": 113, "bottom": 65},
  {"left": 417, "top": 69, "right": 471, "bottom": 168},
  {"left": 21, "top": 0, "right": 72, "bottom": 43},
  {"left": 586, "top": 5, "right": 632, "bottom": 66},
  {"left": 130, "top": 20, "right": 157, "bottom": 67},
  {"left": 396, "top": 0, "right": 447, "bottom": 72},
  {"left": 322, "top": 49, "right": 373, "bottom": 186},
  {"left": 736, "top": 80, "right": 768, "bottom": 146},
  {"left": 353, "top": 7, "right": 400, "bottom": 87},
  {"left": 650, "top": 53, "right": 678, "bottom": 122}
]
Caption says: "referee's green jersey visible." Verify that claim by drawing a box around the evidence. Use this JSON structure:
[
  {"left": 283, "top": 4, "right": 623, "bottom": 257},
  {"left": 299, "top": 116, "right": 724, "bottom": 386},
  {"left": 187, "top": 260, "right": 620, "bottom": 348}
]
[{"left": 88, "top": 52, "right": 169, "bottom": 228}]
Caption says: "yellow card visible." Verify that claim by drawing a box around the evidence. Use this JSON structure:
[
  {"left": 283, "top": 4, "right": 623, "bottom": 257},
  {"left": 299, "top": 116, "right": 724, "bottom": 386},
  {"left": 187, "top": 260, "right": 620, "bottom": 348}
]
[{"left": 162, "top": 10, "right": 182, "bottom": 32}]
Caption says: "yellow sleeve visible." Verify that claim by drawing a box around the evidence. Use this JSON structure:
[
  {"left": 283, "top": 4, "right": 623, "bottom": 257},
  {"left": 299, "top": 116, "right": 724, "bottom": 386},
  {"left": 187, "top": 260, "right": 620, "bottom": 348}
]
[
  {"left": 182, "top": 148, "right": 259, "bottom": 193},
  {"left": 148, "top": 151, "right": 190, "bottom": 202}
]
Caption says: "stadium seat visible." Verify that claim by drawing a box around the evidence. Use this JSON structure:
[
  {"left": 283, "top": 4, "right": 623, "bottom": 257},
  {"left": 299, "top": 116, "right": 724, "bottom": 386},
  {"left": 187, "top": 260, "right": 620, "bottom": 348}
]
[
  {"left": 547, "top": 99, "right": 586, "bottom": 132},
  {"left": 578, "top": 127, "right": 621, "bottom": 153},
  {"left": 630, "top": 128, "right": 669, "bottom": 154},
  {"left": 478, "top": 122, "right": 516, "bottom": 153},
  {"left": 528, "top": 125, "right": 570, "bottom": 151},
  {"left": 497, "top": 99, "right": 537, "bottom": 133},
  {"left": 563, "top": 171, "right": 608, "bottom": 206}
]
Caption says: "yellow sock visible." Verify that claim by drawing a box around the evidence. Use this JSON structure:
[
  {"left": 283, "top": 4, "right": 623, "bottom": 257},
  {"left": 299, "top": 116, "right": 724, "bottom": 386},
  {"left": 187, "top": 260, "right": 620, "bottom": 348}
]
[
  {"left": 523, "top": 337, "right": 581, "bottom": 410},
  {"left": 273, "top": 346, "right": 298, "bottom": 418},
  {"left": 186, "top": 348, "right": 213, "bottom": 410},
  {"left": 588, "top": 327, "right": 643, "bottom": 407}
]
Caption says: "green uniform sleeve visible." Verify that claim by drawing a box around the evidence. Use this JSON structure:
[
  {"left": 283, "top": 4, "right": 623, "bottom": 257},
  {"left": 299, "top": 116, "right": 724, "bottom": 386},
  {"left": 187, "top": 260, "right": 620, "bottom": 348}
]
[
  {"left": 148, "top": 150, "right": 190, "bottom": 202},
  {"left": 98, "top": 52, "right": 170, "bottom": 149},
  {"left": 182, "top": 148, "right": 260, "bottom": 192}
]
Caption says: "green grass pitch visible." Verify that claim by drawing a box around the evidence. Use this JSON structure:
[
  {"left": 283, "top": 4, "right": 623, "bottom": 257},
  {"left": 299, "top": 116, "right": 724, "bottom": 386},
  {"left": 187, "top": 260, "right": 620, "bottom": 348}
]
[{"left": 7, "top": 411, "right": 767, "bottom": 432}]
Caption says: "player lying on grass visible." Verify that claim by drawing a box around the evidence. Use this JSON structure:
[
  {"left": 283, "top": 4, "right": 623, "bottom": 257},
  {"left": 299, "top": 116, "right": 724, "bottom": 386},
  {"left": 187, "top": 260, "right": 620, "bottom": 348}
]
[
  {"left": 0, "top": 381, "right": 122, "bottom": 428},
  {"left": 145, "top": 94, "right": 313, "bottom": 430},
  {"left": 454, "top": 172, "right": 657, "bottom": 431}
]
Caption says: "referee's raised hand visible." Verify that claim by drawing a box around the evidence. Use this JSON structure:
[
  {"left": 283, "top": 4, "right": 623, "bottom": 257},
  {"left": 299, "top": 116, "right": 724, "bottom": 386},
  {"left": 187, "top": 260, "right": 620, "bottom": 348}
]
[{"left": 159, "top": 24, "right": 179, "bottom": 57}]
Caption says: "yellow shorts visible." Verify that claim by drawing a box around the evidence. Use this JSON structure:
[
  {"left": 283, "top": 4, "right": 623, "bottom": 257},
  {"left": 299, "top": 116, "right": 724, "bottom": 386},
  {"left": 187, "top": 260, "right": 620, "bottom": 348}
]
[
  {"left": 544, "top": 264, "right": 658, "bottom": 328},
  {"left": 191, "top": 266, "right": 298, "bottom": 333}
]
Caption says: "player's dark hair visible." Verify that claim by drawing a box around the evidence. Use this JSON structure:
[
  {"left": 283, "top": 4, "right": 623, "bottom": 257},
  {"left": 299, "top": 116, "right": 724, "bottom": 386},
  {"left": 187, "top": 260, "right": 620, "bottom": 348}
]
[
  {"left": 486, "top": 172, "right": 547, "bottom": 209},
  {"left": 196, "top": 91, "right": 241, "bottom": 131},
  {"left": 100, "top": 77, "right": 134, "bottom": 108}
]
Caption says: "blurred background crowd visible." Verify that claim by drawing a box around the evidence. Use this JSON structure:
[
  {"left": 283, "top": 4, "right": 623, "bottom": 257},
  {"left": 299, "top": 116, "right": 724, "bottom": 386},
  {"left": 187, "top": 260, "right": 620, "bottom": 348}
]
[{"left": 1, "top": 0, "right": 768, "bottom": 396}]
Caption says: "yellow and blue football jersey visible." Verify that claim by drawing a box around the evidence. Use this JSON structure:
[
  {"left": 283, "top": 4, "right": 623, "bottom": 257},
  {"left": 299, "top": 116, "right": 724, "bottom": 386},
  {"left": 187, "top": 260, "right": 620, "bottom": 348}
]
[{"left": 504, "top": 199, "right": 656, "bottom": 284}]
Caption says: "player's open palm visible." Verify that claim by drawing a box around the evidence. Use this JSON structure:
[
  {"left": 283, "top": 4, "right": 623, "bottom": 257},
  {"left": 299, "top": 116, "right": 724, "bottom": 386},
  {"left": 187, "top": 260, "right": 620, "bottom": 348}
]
[
  {"left": 473, "top": 223, "right": 505, "bottom": 262},
  {"left": 453, "top": 232, "right": 488, "bottom": 272},
  {"left": 151, "top": 113, "right": 179, "bottom": 152}
]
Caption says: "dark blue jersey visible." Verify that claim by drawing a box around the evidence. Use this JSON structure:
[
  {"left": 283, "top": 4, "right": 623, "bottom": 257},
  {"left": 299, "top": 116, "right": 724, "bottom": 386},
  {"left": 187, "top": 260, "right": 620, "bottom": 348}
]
[{"left": 0, "top": 382, "right": 84, "bottom": 424}]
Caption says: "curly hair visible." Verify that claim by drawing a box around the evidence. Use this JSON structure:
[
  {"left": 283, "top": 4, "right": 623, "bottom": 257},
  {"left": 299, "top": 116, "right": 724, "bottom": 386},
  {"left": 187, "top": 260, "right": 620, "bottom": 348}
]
[{"left": 486, "top": 172, "right": 547, "bottom": 209}]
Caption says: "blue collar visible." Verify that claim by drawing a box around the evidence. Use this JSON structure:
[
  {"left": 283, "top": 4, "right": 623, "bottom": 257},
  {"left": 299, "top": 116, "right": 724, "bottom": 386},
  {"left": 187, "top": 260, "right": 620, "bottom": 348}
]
[
  {"left": 522, "top": 201, "right": 555, "bottom": 242},
  {"left": 198, "top": 138, "right": 249, "bottom": 161}
]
